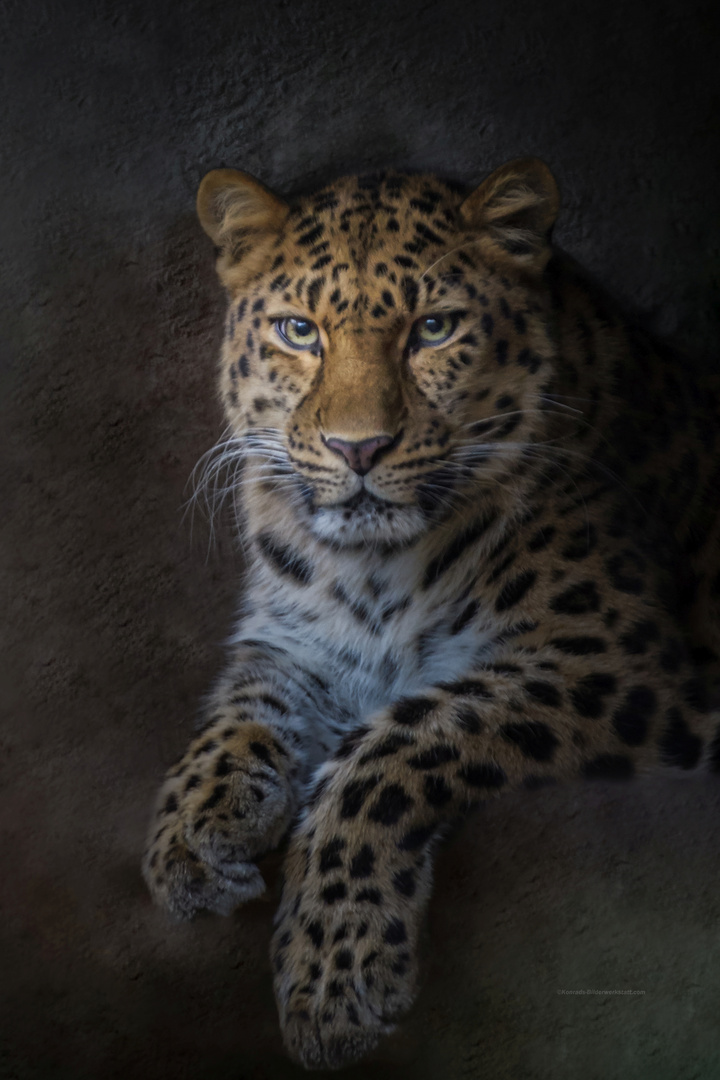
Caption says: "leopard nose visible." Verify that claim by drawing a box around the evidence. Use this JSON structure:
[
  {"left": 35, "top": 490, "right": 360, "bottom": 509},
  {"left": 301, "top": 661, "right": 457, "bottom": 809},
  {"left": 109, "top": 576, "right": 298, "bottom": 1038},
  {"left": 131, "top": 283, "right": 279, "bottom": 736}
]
[{"left": 322, "top": 434, "right": 397, "bottom": 476}]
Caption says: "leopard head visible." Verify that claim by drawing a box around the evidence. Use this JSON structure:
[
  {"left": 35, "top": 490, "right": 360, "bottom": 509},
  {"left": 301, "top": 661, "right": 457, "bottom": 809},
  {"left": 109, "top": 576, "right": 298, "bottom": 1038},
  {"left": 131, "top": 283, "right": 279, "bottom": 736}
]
[{"left": 197, "top": 158, "right": 560, "bottom": 547}]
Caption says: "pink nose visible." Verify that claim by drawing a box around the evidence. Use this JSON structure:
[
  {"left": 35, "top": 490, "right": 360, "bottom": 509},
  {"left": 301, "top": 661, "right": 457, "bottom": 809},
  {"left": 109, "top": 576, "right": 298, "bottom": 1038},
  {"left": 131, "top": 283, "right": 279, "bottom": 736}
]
[{"left": 323, "top": 434, "right": 396, "bottom": 476}]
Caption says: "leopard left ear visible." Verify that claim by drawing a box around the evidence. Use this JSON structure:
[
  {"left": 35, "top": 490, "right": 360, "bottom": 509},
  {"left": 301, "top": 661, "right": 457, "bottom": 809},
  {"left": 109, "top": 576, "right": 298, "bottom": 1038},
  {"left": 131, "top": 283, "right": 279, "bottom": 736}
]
[
  {"left": 197, "top": 168, "right": 288, "bottom": 245},
  {"left": 459, "top": 158, "right": 559, "bottom": 275},
  {"left": 197, "top": 168, "right": 289, "bottom": 290}
]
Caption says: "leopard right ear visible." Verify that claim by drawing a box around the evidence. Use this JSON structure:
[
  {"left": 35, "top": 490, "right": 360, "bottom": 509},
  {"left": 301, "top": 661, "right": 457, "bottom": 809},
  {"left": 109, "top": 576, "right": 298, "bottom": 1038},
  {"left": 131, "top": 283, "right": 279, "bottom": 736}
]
[
  {"left": 197, "top": 169, "right": 289, "bottom": 287},
  {"left": 459, "top": 158, "right": 559, "bottom": 275}
]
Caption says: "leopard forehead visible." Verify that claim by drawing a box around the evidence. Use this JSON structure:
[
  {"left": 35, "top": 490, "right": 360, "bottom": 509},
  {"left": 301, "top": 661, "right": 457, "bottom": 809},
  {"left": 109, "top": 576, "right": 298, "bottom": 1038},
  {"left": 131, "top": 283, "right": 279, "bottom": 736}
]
[{"left": 220, "top": 169, "right": 552, "bottom": 409}]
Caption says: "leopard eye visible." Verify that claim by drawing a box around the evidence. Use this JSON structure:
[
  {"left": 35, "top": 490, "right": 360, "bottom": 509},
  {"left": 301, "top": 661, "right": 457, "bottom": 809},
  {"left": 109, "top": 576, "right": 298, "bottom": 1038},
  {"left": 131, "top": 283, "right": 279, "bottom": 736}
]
[
  {"left": 276, "top": 317, "right": 320, "bottom": 350},
  {"left": 414, "top": 313, "right": 457, "bottom": 345}
]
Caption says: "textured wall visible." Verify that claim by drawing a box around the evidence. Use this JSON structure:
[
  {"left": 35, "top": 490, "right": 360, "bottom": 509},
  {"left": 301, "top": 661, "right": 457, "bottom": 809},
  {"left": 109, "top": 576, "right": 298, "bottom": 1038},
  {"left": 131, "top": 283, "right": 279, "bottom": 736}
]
[{"left": 2, "top": 0, "right": 720, "bottom": 1077}]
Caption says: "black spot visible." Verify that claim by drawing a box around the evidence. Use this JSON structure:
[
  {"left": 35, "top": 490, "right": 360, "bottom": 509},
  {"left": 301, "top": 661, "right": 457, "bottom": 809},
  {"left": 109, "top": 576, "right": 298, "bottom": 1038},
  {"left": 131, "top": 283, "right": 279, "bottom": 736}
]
[
  {"left": 249, "top": 741, "right": 273, "bottom": 764},
  {"left": 307, "top": 775, "right": 330, "bottom": 807},
  {"left": 423, "top": 510, "right": 498, "bottom": 588},
  {"left": 349, "top": 844, "right": 375, "bottom": 878},
  {"left": 681, "top": 677, "right": 711, "bottom": 713},
  {"left": 402, "top": 276, "right": 419, "bottom": 311},
  {"left": 561, "top": 524, "right": 598, "bottom": 560},
  {"left": 605, "top": 549, "right": 645, "bottom": 594},
  {"left": 612, "top": 686, "right": 657, "bottom": 745},
  {"left": 335, "top": 948, "right": 353, "bottom": 970},
  {"left": 496, "top": 415, "right": 520, "bottom": 438},
  {"left": 659, "top": 643, "right": 683, "bottom": 673},
  {"left": 516, "top": 348, "right": 542, "bottom": 373},
  {"left": 438, "top": 679, "right": 493, "bottom": 699},
  {"left": 501, "top": 721, "right": 559, "bottom": 761},
  {"left": 340, "top": 777, "right": 379, "bottom": 819},
  {"left": 415, "top": 221, "right": 444, "bottom": 244},
  {"left": 550, "top": 580, "right": 600, "bottom": 615},
  {"left": 481, "top": 312, "right": 494, "bottom": 336},
  {"left": 619, "top": 620, "right": 660, "bottom": 655},
  {"left": 257, "top": 532, "right": 314, "bottom": 585},
  {"left": 355, "top": 888, "right": 383, "bottom": 904},
  {"left": 454, "top": 706, "right": 482, "bottom": 733},
  {"left": 407, "top": 745, "right": 460, "bottom": 769},
  {"left": 550, "top": 635, "right": 607, "bottom": 655},
  {"left": 659, "top": 707, "right": 702, "bottom": 769},
  {"left": 214, "top": 752, "right": 232, "bottom": 776},
  {"left": 424, "top": 774, "right": 453, "bottom": 806},
  {"left": 583, "top": 754, "right": 635, "bottom": 780},
  {"left": 383, "top": 918, "right": 407, "bottom": 946},
  {"left": 527, "top": 526, "right": 555, "bottom": 551},
  {"left": 200, "top": 784, "right": 227, "bottom": 812},
  {"left": 495, "top": 570, "right": 537, "bottom": 612},
  {"left": 319, "top": 838, "right": 346, "bottom": 874},
  {"left": 231, "top": 691, "right": 288, "bottom": 716},
  {"left": 298, "top": 224, "right": 324, "bottom": 246},
  {"left": 524, "top": 680, "right": 561, "bottom": 708},
  {"left": 306, "top": 921, "right": 324, "bottom": 948},
  {"left": 392, "top": 869, "right": 416, "bottom": 897},
  {"left": 495, "top": 339, "right": 509, "bottom": 364},
  {"left": 307, "top": 276, "right": 325, "bottom": 313},
  {"left": 359, "top": 733, "right": 414, "bottom": 763},
  {"left": 457, "top": 762, "right": 507, "bottom": 788},
  {"left": 238, "top": 353, "right": 250, "bottom": 377},
  {"left": 397, "top": 825, "right": 434, "bottom": 851},
  {"left": 367, "top": 784, "right": 414, "bottom": 825},
  {"left": 321, "top": 881, "right": 347, "bottom": 904},
  {"left": 569, "top": 673, "right": 617, "bottom": 718},
  {"left": 451, "top": 599, "right": 480, "bottom": 635},
  {"left": 194, "top": 739, "right": 217, "bottom": 757},
  {"left": 392, "top": 696, "right": 437, "bottom": 725},
  {"left": 163, "top": 793, "right": 178, "bottom": 814},
  {"left": 335, "top": 725, "right": 371, "bottom": 760}
]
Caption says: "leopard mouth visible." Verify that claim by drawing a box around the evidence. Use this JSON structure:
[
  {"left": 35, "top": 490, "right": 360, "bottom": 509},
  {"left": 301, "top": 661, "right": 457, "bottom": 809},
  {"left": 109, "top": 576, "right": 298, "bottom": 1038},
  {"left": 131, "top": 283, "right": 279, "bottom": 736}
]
[{"left": 333, "top": 488, "right": 396, "bottom": 513}]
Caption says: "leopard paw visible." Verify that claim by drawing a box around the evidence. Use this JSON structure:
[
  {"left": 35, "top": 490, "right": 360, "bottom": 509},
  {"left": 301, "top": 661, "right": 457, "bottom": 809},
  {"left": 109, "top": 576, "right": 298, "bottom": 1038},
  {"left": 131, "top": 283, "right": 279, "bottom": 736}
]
[
  {"left": 142, "top": 721, "right": 295, "bottom": 919},
  {"left": 271, "top": 804, "right": 429, "bottom": 1068}
]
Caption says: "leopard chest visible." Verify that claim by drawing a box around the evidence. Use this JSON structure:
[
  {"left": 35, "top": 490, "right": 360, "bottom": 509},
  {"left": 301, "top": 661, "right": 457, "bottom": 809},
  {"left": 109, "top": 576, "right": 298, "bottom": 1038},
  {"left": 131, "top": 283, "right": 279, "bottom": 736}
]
[{"left": 241, "top": 544, "right": 505, "bottom": 722}]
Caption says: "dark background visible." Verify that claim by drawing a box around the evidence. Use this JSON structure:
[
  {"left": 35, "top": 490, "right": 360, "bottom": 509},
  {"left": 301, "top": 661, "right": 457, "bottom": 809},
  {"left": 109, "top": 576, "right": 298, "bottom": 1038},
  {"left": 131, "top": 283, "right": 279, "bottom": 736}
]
[{"left": 2, "top": 1, "right": 720, "bottom": 1077}]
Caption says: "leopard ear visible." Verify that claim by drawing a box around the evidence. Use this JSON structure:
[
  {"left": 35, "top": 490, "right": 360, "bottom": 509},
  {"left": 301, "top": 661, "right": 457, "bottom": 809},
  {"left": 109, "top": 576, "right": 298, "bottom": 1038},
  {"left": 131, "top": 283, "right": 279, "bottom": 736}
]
[
  {"left": 459, "top": 158, "right": 559, "bottom": 274},
  {"left": 196, "top": 169, "right": 289, "bottom": 287},
  {"left": 197, "top": 168, "right": 288, "bottom": 243}
]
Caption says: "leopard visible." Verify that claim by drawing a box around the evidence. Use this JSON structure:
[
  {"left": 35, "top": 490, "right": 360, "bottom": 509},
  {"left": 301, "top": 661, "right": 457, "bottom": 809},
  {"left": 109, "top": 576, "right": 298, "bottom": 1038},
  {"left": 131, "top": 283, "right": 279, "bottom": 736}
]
[{"left": 142, "top": 156, "right": 720, "bottom": 1070}]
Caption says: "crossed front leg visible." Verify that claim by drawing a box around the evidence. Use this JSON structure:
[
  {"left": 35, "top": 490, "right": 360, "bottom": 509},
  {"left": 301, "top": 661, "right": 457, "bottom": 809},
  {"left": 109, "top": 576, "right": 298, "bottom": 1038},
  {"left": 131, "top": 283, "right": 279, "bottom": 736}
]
[
  {"left": 142, "top": 642, "right": 328, "bottom": 919},
  {"left": 271, "top": 653, "right": 712, "bottom": 1069}
]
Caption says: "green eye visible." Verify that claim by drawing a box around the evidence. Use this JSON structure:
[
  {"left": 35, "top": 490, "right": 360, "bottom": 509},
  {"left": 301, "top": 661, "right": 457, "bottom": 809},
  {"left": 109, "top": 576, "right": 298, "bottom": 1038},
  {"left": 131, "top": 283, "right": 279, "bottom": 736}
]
[
  {"left": 276, "top": 317, "right": 320, "bottom": 350},
  {"left": 415, "top": 314, "right": 456, "bottom": 345}
]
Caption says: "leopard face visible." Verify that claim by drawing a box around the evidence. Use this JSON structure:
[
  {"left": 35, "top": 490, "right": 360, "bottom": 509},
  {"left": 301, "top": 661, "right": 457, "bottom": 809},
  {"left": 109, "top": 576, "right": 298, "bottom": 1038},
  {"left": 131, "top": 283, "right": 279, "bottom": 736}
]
[{"left": 198, "top": 160, "right": 560, "bottom": 547}]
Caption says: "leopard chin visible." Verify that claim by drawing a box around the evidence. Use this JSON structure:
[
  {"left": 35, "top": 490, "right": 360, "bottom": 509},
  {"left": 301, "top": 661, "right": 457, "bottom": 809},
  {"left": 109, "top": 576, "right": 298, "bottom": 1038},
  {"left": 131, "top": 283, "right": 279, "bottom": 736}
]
[{"left": 307, "top": 489, "right": 427, "bottom": 549}]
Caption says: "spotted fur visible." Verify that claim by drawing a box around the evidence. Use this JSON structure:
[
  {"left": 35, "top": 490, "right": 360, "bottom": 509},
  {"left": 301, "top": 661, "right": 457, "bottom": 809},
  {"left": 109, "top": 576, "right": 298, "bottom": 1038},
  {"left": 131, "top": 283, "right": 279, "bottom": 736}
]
[{"left": 142, "top": 158, "right": 720, "bottom": 1069}]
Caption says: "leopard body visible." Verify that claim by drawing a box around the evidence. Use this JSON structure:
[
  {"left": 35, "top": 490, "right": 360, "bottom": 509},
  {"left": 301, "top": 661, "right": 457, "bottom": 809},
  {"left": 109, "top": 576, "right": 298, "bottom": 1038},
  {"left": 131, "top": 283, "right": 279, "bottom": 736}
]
[{"left": 142, "top": 159, "right": 720, "bottom": 1069}]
